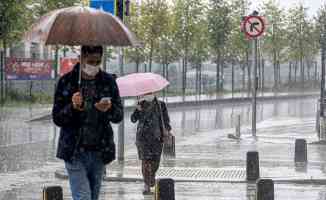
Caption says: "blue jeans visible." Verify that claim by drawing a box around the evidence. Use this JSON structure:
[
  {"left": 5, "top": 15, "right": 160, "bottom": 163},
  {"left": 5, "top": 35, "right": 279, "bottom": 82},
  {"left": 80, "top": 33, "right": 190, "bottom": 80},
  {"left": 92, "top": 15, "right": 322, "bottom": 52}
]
[{"left": 65, "top": 151, "right": 105, "bottom": 200}]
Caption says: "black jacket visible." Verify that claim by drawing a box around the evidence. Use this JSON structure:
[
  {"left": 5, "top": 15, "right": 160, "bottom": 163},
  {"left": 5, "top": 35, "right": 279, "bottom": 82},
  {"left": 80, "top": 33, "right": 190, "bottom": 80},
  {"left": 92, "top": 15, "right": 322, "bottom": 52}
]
[{"left": 52, "top": 63, "right": 123, "bottom": 164}]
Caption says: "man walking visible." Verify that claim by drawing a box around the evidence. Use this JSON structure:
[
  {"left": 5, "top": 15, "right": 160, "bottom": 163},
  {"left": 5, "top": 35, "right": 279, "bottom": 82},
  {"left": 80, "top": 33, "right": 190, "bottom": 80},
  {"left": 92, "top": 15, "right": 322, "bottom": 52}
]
[{"left": 52, "top": 46, "right": 123, "bottom": 200}]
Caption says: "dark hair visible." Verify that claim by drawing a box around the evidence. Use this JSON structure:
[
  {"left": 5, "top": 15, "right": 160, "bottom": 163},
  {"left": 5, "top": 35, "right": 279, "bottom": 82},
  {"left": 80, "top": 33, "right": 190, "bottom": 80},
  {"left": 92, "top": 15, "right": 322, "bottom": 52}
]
[{"left": 81, "top": 46, "right": 103, "bottom": 56}]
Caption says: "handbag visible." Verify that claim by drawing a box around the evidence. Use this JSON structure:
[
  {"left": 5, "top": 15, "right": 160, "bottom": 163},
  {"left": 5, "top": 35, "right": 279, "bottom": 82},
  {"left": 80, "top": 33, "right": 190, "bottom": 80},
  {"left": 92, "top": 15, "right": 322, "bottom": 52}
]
[{"left": 156, "top": 99, "right": 176, "bottom": 157}]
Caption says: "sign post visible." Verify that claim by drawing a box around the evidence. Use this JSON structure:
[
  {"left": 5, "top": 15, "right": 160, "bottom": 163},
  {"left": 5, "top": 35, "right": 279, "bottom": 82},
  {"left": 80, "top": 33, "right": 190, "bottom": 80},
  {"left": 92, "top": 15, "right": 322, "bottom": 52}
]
[
  {"left": 0, "top": 49, "right": 3, "bottom": 104},
  {"left": 243, "top": 13, "right": 265, "bottom": 137},
  {"left": 90, "top": 0, "right": 126, "bottom": 161}
]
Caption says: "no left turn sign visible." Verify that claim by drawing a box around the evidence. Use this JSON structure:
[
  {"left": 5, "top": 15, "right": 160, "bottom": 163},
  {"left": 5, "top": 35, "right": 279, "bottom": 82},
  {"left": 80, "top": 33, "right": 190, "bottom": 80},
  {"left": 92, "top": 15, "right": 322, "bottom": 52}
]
[{"left": 243, "top": 16, "right": 265, "bottom": 38}]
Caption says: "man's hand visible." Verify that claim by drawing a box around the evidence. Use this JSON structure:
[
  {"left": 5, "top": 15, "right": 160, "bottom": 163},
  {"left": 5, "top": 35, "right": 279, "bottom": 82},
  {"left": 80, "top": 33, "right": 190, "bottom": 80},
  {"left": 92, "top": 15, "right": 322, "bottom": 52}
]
[
  {"left": 72, "top": 92, "right": 84, "bottom": 111},
  {"left": 95, "top": 99, "right": 112, "bottom": 112}
]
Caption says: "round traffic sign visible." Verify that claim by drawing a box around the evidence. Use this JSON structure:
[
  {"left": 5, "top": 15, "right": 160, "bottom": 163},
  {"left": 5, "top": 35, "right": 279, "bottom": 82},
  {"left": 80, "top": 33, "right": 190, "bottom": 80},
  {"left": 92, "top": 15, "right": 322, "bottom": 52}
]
[{"left": 244, "top": 16, "right": 265, "bottom": 38}]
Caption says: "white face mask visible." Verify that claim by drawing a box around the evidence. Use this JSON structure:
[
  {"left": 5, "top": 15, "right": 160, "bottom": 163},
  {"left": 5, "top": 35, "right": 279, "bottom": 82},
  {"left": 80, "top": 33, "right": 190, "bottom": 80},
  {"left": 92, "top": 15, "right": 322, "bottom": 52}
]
[
  {"left": 139, "top": 94, "right": 155, "bottom": 102},
  {"left": 82, "top": 64, "right": 100, "bottom": 76}
]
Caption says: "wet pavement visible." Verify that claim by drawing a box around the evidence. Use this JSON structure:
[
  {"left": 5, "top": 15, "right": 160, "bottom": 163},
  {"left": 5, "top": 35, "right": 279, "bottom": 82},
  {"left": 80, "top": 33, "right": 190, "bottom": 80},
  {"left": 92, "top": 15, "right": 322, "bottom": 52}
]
[
  {"left": 4, "top": 180, "right": 326, "bottom": 200},
  {"left": 1, "top": 96, "right": 326, "bottom": 199}
]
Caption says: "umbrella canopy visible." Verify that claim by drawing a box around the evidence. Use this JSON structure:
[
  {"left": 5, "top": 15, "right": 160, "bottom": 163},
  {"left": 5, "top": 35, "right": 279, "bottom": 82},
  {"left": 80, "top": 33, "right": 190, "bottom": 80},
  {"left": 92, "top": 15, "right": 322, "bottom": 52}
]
[
  {"left": 24, "top": 6, "right": 139, "bottom": 46},
  {"left": 117, "top": 73, "right": 169, "bottom": 97}
]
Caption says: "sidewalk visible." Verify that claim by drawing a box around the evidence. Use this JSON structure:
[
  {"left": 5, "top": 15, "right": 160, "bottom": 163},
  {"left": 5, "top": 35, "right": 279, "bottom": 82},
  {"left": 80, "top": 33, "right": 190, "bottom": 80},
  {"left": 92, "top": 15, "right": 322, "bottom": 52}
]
[
  {"left": 56, "top": 117, "right": 326, "bottom": 182},
  {"left": 2, "top": 115, "right": 326, "bottom": 199},
  {"left": 52, "top": 116, "right": 326, "bottom": 199}
]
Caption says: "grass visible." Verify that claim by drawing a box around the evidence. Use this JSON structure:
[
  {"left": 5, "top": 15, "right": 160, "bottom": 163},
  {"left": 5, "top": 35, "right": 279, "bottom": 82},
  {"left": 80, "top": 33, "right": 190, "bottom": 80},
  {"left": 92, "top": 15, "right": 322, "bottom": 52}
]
[{"left": 1, "top": 89, "right": 53, "bottom": 107}]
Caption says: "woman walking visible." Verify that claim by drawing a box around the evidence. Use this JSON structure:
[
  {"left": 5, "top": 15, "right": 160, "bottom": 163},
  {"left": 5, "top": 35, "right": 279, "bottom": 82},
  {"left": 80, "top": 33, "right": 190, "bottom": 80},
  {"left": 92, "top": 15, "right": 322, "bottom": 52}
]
[{"left": 131, "top": 93, "right": 172, "bottom": 195}]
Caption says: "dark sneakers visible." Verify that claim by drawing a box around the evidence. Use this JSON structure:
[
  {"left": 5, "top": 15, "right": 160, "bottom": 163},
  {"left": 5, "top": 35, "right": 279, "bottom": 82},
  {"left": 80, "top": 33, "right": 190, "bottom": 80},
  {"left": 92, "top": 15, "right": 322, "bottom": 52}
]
[
  {"left": 142, "top": 184, "right": 153, "bottom": 195},
  {"left": 142, "top": 190, "right": 154, "bottom": 195}
]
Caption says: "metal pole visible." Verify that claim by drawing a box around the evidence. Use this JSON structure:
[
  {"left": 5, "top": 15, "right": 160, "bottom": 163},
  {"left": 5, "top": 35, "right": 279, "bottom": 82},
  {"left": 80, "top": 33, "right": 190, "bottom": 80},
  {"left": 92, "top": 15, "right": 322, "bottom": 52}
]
[
  {"left": 320, "top": 27, "right": 325, "bottom": 117},
  {"left": 0, "top": 49, "right": 3, "bottom": 104},
  {"left": 103, "top": 46, "right": 107, "bottom": 72},
  {"left": 54, "top": 46, "right": 59, "bottom": 80},
  {"left": 118, "top": 47, "right": 125, "bottom": 162},
  {"left": 252, "top": 38, "right": 258, "bottom": 137},
  {"left": 232, "top": 60, "right": 234, "bottom": 99}
]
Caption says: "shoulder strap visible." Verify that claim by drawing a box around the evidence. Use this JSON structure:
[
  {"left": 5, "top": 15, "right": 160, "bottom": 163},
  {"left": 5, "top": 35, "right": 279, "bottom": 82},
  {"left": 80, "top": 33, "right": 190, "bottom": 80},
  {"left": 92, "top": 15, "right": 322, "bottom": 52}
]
[{"left": 155, "top": 98, "right": 167, "bottom": 132}]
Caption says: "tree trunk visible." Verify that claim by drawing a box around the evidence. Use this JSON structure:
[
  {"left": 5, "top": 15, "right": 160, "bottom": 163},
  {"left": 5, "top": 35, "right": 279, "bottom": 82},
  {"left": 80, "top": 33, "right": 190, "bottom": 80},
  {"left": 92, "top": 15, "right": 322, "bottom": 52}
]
[
  {"left": 149, "top": 40, "right": 154, "bottom": 72},
  {"left": 199, "top": 62, "right": 202, "bottom": 97},
  {"left": 166, "top": 63, "right": 169, "bottom": 95},
  {"left": 136, "top": 61, "right": 139, "bottom": 73},
  {"left": 307, "top": 60, "right": 311, "bottom": 84},
  {"left": 0, "top": 40, "right": 4, "bottom": 103},
  {"left": 231, "top": 60, "right": 234, "bottom": 98},
  {"left": 196, "top": 62, "right": 199, "bottom": 96},
  {"left": 221, "top": 59, "right": 224, "bottom": 91},
  {"left": 216, "top": 53, "right": 220, "bottom": 95},
  {"left": 162, "top": 63, "right": 166, "bottom": 99},
  {"left": 3, "top": 39, "right": 7, "bottom": 100},
  {"left": 315, "top": 61, "right": 318, "bottom": 87},
  {"left": 242, "top": 63, "right": 246, "bottom": 91},
  {"left": 246, "top": 47, "right": 251, "bottom": 93},
  {"left": 294, "top": 61, "right": 298, "bottom": 84},
  {"left": 262, "top": 59, "right": 265, "bottom": 92},
  {"left": 182, "top": 57, "right": 186, "bottom": 101},
  {"left": 288, "top": 61, "right": 292, "bottom": 85},
  {"left": 278, "top": 60, "right": 281, "bottom": 86},
  {"left": 300, "top": 56, "right": 304, "bottom": 89},
  {"left": 273, "top": 51, "right": 277, "bottom": 90}
]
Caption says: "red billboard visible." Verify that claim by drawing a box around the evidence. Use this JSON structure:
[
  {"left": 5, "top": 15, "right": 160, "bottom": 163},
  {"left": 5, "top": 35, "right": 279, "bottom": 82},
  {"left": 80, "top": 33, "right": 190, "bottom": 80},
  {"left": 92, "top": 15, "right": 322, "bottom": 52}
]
[
  {"left": 60, "top": 58, "right": 79, "bottom": 76},
  {"left": 5, "top": 58, "right": 53, "bottom": 80}
]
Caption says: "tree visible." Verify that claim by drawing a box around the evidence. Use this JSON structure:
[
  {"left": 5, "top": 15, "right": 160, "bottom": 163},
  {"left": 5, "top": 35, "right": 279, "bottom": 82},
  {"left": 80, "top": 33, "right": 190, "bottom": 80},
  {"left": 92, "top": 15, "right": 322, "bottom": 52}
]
[
  {"left": 227, "top": 0, "right": 251, "bottom": 91},
  {"left": 138, "top": 0, "right": 169, "bottom": 72},
  {"left": 261, "top": 0, "right": 287, "bottom": 90},
  {"left": 317, "top": 3, "right": 326, "bottom": 114},
  {"left": 287, "top": 5, "right": 315, "bottom": 89},
  {"left": 189, "top": 14, "right": 209, "bottom": 96},
  {"left": 32, "top": 0, "right": 81, "bottom": 17},
  {"left": 207, "top": 0, "right": 231, "bottom": 93},
  {"left": 125, "top": 2, "right": 146, "bottom": 72},
  {"left": 0, "top": 1, "right": 32, "bottom": 50},
  {"left": 172, "top": 0, "right": 204, "bottom": 98}
]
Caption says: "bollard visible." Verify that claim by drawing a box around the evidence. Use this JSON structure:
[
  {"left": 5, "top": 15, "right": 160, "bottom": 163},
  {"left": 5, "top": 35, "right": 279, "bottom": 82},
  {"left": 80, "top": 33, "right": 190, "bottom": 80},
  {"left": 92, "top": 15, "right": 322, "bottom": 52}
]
[
  {"left": 43, "top": 186, "right": 63, "bottom": 200},
  {"left": 256, "top": 179, "right": 274, "bottom": 200},
  {"left": 246, "top": 151, "right": 260, "bottom": 181},
  {"left": 155, "top": 178, "right": 175, "bottom": 200},
  {"left": 236, "top": 115, "right": 241, "bottom": 138},
  {"left": 163, "top": 135, "right": 176, "bottom": 158},
  {"left": 295, "top": 139, "right": 307, "bottom": 163}
]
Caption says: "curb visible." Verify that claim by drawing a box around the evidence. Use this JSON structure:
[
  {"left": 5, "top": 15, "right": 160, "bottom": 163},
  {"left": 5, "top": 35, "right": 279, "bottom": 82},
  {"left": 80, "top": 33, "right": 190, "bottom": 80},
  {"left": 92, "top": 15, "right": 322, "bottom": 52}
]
[{"left": 54, "top": 170, "right": 326, "bottom": 185}]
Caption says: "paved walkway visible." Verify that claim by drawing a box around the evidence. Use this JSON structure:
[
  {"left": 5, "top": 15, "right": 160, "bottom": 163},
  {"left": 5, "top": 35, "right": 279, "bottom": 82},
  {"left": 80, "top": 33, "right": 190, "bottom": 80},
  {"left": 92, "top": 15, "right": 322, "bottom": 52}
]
[
  {"left": 3, "top": 95, "right": 326, "bottom": 199},
  {"left": 48, "top": 116, "right": 326, "bottom": 199}
]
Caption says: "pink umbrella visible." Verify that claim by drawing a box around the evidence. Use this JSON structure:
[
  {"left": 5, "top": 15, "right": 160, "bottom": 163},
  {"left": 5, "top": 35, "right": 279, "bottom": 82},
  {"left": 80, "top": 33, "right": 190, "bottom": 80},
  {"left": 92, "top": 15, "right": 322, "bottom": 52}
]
[{"left": 117, "top": 73, "right": 169, "bottom": 97}]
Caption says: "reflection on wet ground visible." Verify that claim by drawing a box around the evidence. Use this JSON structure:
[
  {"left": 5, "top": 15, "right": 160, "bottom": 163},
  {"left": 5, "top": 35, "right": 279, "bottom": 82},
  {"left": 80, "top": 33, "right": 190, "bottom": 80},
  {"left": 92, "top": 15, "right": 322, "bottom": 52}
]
[
  {"left": 0, "top": 98, "right": 317, "bottom": 173},
  {"left": 2, "top": 179, "right": 326, "bottom": 200},
  {"left": 0, "top": 98, "right": 322, "bottom": 199}
]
